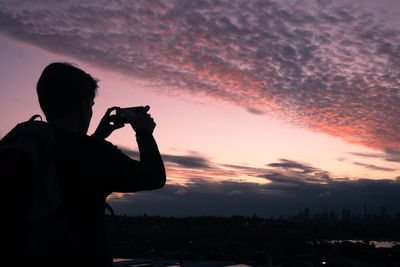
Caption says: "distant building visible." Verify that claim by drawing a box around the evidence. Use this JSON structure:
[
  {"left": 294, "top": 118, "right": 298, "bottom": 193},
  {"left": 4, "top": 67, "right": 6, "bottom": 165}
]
[
  {"left": 380, "top": 206, "right": 387, "bottom": 217},
  {"left": 342, "top": 209, "right": 351, "bottom": 222},
  {"left": 364, "top": 202, "right": 368, "bottom": 219}
]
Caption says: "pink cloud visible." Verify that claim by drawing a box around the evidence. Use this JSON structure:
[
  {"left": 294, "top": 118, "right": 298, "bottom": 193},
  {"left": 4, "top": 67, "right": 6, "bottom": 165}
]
[{"left": 0, "top": 0, "right": 399, "bottom": 151}]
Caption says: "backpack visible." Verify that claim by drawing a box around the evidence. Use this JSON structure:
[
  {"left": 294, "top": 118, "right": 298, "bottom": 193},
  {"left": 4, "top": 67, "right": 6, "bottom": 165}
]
[{"left": 0, "top": 115, "right": 83, "bottom": 266}]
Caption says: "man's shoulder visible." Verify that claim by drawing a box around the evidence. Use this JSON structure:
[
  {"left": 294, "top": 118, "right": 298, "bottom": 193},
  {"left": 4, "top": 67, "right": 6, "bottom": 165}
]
[
  {"left": 87, "top": 134, "right": 117, "bottom": 150},
  {"left": 54, "top": 129, "right": 117, "bottom": 152}
]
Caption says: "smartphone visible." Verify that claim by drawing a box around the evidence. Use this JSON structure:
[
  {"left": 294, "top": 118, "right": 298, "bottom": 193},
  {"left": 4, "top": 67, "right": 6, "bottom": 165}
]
[{"left": 116, "top": 106, "right": 147, "bottom": 124}]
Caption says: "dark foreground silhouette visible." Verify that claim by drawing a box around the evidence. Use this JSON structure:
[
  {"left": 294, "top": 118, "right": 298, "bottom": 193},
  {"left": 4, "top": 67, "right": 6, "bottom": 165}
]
[
  {"left": 0, "top": 62, "right": 166, "bottom": 267},
  {"left": 105, "top": 211, "right": 400, "bottom": 266}
]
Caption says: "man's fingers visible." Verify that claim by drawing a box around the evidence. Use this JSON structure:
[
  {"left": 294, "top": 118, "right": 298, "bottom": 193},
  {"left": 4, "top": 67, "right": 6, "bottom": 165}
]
[
  {"left": 137, "top": 106, "right": 150, "bottom": 117},
  {"left": 109, "top": 114, "right": 118, "bottom": 121},
  {"left": 109, "top": 115, "right": 124, "bottom": 127},
  {"left": 113, "top": 123, "right": 125, "bottom": 130},
  {"left": 105, "top": 106, "right": 119, "bottom": 116}
]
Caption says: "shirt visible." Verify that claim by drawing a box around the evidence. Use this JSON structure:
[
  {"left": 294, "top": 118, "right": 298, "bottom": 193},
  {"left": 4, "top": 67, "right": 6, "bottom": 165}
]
[{"left": 54, "top": 128, "right": 165, "bottom": 266}]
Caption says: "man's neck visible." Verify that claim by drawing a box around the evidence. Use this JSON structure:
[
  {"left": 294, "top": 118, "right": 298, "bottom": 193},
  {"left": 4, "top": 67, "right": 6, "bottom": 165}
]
[{"left": 50, "top": 116, "right": 82, "bottom": 134}]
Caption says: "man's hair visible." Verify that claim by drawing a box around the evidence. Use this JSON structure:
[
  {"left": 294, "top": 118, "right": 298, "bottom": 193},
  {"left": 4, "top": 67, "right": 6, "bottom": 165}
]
[{"left": 37, "top": 62, "right": 98, "bottom": 121}]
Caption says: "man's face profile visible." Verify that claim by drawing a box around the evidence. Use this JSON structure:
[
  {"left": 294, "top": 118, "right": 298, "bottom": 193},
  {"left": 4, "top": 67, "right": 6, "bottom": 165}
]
[{"left": 79, "top": 99, "right": 95, "bottom": 135}]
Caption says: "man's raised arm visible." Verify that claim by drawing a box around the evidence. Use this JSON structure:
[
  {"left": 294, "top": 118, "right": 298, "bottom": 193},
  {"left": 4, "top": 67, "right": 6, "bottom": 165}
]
[{"left": 129, "top": 106, "right": 166, "bottom": 190}]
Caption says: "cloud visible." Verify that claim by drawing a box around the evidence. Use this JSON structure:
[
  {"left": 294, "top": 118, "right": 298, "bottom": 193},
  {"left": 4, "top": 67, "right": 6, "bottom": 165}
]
[
  {"left": 267, "top": 159, "right": 317, "bottom": 174},
  {"left": 246, "top": 107, "right": 265, "bottom": 115},
  {"left": 0, "top": 0, "right": 399, "bottom": 151},
  {"left": 119, "top": 147, "right": 396, "bottom": 187},
  {"left": 108, "top": 176, "right": 400, "bottom": 217},
  {"left": 316, "top": 0, "right": 333, "bottom": 8},
  {"left": 385, "top": 149, "right": 400, "bottom": 163},
  {"left": 348, "top": 152, "right": 383, "bottom": 159},
  {"left": 264, "top": 159, "right": 332, "bottom": 185},
  {"left": 119, "top": 147, "right": 140, "bottom": 159},
  {"left": 349, "top": 149, "right": 400, "bottom": 163},
  {"left": 108, "top": 148, "right": 400, "bottom": 216},
  {"left": 120, "top": 147, "right": 213, "bottom": 169},
  {"left": 352, "top": 161, "right": 395, "bottom": 172},
  {"left": 162, "top": 153, "right": 212, "bottom": 169},
  {"left": 119, "top": 147, "right": 240, "bottom": 183}
]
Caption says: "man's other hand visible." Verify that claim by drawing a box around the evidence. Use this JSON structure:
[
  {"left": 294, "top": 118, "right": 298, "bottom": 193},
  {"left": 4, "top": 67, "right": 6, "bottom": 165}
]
[
  {"left": 92, "top": 107, "right": 124, "bottom": 139},
  {"left": 129, "top": 106, "right": 156, "bottom": 134}
]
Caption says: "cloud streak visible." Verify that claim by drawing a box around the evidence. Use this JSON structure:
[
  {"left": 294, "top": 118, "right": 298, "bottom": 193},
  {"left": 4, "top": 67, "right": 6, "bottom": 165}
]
[
  {"left": 352, "top": 161, "right": 395, "bottom": 172},
  {"left": 120, "top": 146, "right": 396, "bottom": 188},
  {"left": 0, "top": 0, "right": 399, "bottom": 151},
  {"left": 111, "top": 147, "right": 400, "bottom": 216},
  {"left": 349, "top": 149, "right": 400, "bottom": 164},
  {"left": 109, "top": 173, "right": 400, "bottom": 218}
]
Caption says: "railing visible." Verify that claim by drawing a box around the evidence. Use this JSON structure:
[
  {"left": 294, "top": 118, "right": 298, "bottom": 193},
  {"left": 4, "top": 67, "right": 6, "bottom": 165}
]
[{"left": 113, "top": 258, "right": 181, "bottom": 267}]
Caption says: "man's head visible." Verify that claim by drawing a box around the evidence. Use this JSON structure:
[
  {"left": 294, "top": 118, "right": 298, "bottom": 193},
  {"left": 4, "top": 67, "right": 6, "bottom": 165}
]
[{"left": 37, "top": 62, "right": 98, "bottom": 133}]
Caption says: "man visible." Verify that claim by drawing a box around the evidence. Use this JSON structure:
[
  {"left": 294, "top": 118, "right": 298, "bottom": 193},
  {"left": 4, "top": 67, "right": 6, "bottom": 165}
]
[{"left": 35, "top": 62, "right": 166, "bottom": 266}]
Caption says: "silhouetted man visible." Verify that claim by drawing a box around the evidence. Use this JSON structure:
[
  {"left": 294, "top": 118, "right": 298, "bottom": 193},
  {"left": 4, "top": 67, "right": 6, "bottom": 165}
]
[{"left": 34, "top": 62, "right": 166, "bottom": 266}]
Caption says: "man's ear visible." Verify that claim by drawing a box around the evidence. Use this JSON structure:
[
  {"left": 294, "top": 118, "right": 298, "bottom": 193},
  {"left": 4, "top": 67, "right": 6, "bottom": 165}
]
[{"left": 77, "top": 100, "right": 89, "bottom": 113}]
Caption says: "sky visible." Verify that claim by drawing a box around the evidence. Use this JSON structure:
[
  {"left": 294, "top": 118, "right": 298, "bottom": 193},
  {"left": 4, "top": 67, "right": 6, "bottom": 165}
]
[{"left": 0, "top": 0, "right": 399, "bottom": 217}]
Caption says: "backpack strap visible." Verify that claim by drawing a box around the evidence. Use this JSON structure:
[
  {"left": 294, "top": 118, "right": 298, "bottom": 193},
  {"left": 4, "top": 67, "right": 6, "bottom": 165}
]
[
  {"left": 104, "top": 202, "right": 116, "bottom": 218},
  {"left": 29, "top": 114, "right": 43, "bottom": 122},
  {"left": 0, "top": 116, "right": 53, "bottom": 169}
]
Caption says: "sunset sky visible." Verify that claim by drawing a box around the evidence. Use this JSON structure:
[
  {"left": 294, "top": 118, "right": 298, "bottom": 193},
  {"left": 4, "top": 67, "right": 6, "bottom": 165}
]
[{"left": 1, "top": 0, "right": 399, "bottom": 217}]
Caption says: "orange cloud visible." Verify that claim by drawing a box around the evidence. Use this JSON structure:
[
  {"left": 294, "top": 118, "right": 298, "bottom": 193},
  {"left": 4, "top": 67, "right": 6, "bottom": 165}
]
[{"left": 1, "top": 0, "right": 399, "bottom": 151}]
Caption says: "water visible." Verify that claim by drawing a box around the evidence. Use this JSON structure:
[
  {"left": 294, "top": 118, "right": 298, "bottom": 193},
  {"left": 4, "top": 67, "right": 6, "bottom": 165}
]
[
  {"left": 113, "top": 259, "right": 251, "bottom": 267},
  {"left": 113, "top": 241, "right": 400, "bottom": 266},
  {"left": 326, "top": 240, "right": 400, "bottom": 248}
]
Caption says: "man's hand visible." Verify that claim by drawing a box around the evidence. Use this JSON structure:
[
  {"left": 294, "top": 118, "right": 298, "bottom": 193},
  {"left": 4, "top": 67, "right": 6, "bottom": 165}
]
[
  {"left": 129, "top": 106, "right": 156, "bottom": 134},
  {"left": 92, "top": 107, "right": 124, "bottom": 139}
]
